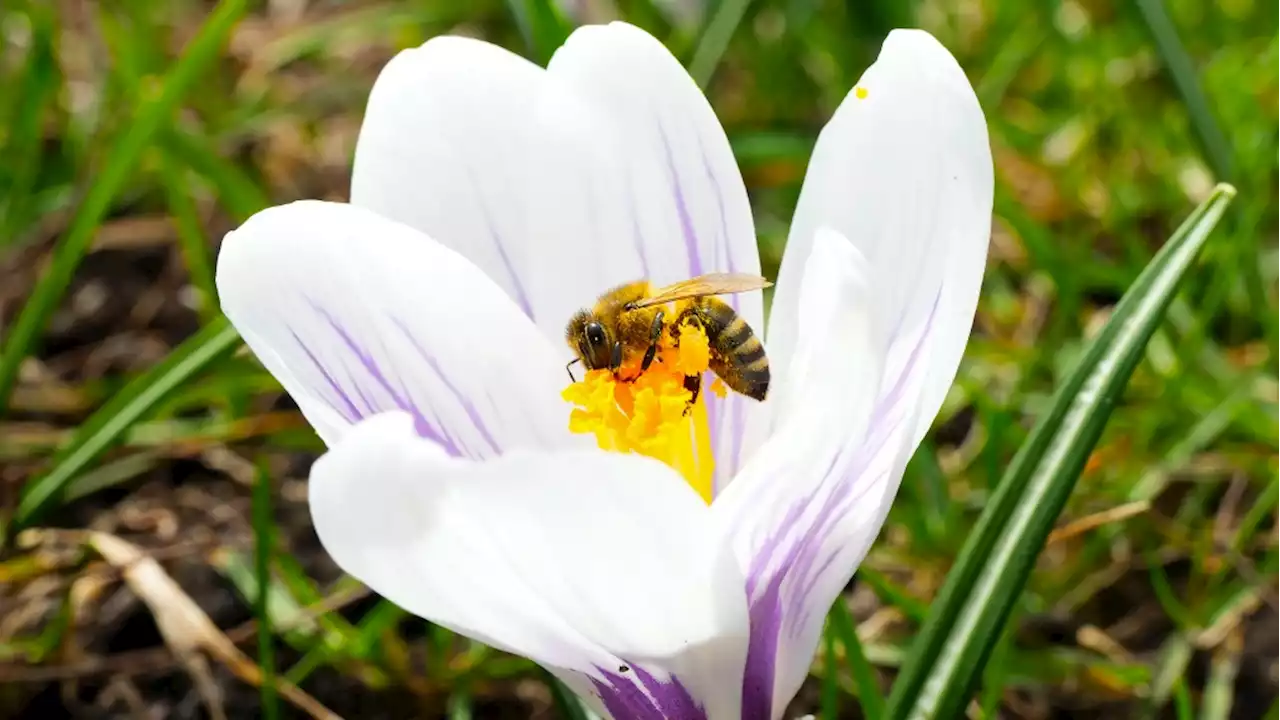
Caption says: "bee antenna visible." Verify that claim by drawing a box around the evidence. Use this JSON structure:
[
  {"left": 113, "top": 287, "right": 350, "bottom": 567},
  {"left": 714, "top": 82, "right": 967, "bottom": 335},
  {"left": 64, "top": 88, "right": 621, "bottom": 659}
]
[{"left": 565, "top": 357, "right": 581, "bottom": 382}]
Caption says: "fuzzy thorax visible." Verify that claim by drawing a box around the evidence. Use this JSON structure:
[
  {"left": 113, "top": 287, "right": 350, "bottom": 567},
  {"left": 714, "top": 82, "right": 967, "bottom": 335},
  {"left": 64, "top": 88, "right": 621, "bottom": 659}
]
[{"left": 561, "top": 321, "right": 724, "bottom": 504}]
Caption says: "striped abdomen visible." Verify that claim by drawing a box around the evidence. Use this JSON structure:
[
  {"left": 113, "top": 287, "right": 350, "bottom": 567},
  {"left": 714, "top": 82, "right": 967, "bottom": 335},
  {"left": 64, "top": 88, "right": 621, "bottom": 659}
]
[{"left": 681, "top": 297, "right": 769, "bottom": 401}]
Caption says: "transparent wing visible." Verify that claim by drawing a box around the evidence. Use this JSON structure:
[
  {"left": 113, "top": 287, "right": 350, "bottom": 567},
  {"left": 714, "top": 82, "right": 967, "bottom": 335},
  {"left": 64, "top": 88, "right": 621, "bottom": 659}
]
[{"left": 628, "top": 273, "right": 772, "bottom": 309}]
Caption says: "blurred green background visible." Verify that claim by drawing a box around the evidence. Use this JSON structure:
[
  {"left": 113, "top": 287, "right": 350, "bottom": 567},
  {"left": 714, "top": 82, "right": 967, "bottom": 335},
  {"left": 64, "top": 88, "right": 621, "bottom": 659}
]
[{"left": 0, "top": 0, "right": 1275, "bottom": 718}]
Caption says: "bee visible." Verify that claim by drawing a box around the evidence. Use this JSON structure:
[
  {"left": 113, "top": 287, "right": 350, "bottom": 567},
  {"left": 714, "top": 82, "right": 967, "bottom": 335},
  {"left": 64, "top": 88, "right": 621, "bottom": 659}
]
[{"left": 564, "top": 273, "right": 772, "bottom": 407}]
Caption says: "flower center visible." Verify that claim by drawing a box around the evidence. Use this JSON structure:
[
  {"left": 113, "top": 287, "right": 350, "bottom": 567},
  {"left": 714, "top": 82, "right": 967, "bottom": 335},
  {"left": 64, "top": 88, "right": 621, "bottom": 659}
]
[{"left": 561, "top": 320, "right": 723, "bottom": 504}]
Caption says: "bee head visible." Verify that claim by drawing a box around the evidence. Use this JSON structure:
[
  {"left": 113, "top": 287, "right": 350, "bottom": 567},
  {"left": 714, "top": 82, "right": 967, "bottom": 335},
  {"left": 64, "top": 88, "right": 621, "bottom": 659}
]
[{"left": 565, "top": 309, "right": 614, "bottom": 371}]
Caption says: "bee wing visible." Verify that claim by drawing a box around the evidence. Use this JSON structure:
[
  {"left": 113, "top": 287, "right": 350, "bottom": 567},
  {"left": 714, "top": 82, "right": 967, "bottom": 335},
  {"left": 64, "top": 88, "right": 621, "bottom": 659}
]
[{"left": 628, "top": 273, "right": 773, "bottom": 309}]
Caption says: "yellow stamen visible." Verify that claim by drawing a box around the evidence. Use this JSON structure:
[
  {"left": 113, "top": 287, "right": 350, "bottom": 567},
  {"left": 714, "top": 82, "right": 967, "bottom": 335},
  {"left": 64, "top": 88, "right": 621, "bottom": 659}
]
[
  {"left": 562, "top": 319, "right": 716, "bottom": 504},
  {"left": 855, "top": 86, "right": 869, "bottom": 99}
]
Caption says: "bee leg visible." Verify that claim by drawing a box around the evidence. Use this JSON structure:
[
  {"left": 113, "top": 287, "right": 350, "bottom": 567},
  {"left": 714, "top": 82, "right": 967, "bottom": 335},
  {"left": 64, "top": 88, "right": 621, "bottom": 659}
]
[
  {"left": 640, "top": 310, "right": 665, "bottom": 372},
  {"left": 640, "top": 345, "right": 658, "bottom": 373},
  {"left": 671, "top": 307, "right": 704, "bottom": 345},
  {"left": 682, "top": 374, "right": 702, "bottom": 415}
]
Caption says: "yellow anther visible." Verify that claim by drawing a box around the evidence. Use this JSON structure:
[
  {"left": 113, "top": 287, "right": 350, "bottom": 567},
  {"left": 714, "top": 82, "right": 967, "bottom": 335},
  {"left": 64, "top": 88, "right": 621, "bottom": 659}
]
[
  {"left": 855, "top": 86, "right": 869, "bottom": 99},
  {"left": 561, "top": 325, "right": 716, "bottom": 504}
]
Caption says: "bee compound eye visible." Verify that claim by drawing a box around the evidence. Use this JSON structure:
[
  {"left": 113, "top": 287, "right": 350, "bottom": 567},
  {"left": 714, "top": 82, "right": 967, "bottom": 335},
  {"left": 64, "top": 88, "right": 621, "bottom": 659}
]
[{"left": 586, "top": 323, "right": 605, "bottom": 345}]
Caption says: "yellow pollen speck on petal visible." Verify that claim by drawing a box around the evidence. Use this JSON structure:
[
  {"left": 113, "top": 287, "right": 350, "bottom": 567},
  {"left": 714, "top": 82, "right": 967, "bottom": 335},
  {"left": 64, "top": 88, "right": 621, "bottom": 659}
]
[
  {"left": 855, "top": 86, "right": 869, "bottom": 99},
  {"left": 561, "top": 319, "right": 716, "bottom": 504}
]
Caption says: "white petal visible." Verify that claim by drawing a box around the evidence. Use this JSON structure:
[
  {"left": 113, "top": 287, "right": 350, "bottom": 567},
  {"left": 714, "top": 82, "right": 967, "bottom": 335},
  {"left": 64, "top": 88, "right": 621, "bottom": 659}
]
[
  {"left": 310, "top": 413, "right": 749, "bottom": 718},
  {"left": 549, "top": 22, "right": 767, "bottom": 489},
  {"left": 769, "top": 29, "right": 993, "bottom": 449},
  {"left": 215, "top": 200, "right": 577, "bottom": 455},
  {"left": 350, "top": 35, "right": 651, "bottom": 345},
  {"left": 714, "top": 229, "right": 926, "bottom": 718}
]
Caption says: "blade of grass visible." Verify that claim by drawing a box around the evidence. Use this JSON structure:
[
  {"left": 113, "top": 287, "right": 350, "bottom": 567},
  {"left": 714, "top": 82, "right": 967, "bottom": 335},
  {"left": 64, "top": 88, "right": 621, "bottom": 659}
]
[
  {"left": 504, "top": 0, "right": 572, "bottom": 65},
  {"left": 821, "top": 625, "right": 840, "bottom": 719},
  {"left": 6, "top": 317, "right": 241, "bottom": 536},
  {"left": 62, "top": 451, "right": 161, "bottom": 503},
  {"left": 215, "top": 551, "right": 325, "bottom": 647},
  {"left": 687, "top": 0, "right": 754, "bottom": 87},
  {"left": 828, "top": 601, "right": 884, "bottom": 719},
  {"left": 1172, "top": 678, "right": 1194, "bottom": 720},
  {"left": 856, "top": 567, "right": 928, "bottom": 623},
  {"left": 903, "top": 441, "right": 949, "bottom": 547},
  {"left": 162, "top": 128, "right": 269, "bottom": 221},
  {"left": 1131, "top": 0, "right": 1234, "bottom": 181},
  {"left": 1144, "top": 634, "right": 1194, "bottom": 719},
  {"left": 448, "top": 690, "right": 474, "bottom": 720},
  {"left": 883, "top": 184, "right": 1237, "bottom": 720},
  {"left": 979, "top": 621, "right": 1017, "bottom": 717},
  {"left": 0, "top": 0, "right": 248, "bottom": 412},
  {"left": 1201, "top": 634, "right": 1241, "bottom": 720},
  {"left": 0, "top": 1, "right": 58, "bottom": 247},
  {"left": 286, "top": 599, "right": 402, "bottom": 686},
  {"left": 1233, "top": 472, "right": 1279, "bottom": 553},
  {"left": 545, "top": 670, "right": 593, "bottom": 720},
  {"left": 215, "top": 550, "right": 390, "bottom": 687},
  {"left": 1131, "top": 0, "right": 1274, "bottom": 376},
  {"left": 159, "top": 154, "right": 219, "bottom": 320},
  {"left": 253, "top": 460, "right": 280, "bottom": 720}
]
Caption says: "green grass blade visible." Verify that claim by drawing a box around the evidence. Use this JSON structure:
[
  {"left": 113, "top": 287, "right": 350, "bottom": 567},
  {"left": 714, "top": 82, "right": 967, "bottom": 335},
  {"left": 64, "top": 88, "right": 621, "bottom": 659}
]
[
  {"left": 1201, "top": 639, "right": 1241, "bottom": 720},
  {"left": 0, "top": 0, "right": 248, "bottom": 412},
  {"left": 448, "top": 689, "right": 474, "bottom": 720},
  {"left": 0, "top": 1, "right": 58, "bottom": 247},
  {"left": 828, "top": 601, "right": 884, "bottom": 719},
  {"left": 1172, "top": 679, "right": 1194, "bottom": 720},
  {"left": 545, "top": 671, "right": 592, "bottom": 720},
  {"left": 159, "top": 154, "right": 219, "bottom": 320},
  {"left": 1129, "top": 0, "right": 1268, "bottom": 370},
  {"left": 294, "top": 599, "right": 402, "bottom": 684},
  {"left": 883, "top": 184, "right": 1237, "bottom": 720},
  {"left": 856, "top": 568, "right": 928, "bottom": 623},
  {"left": 7, "top": 317, "right": 241, "bottom": 535},
  {"left": 1142, "top": 636, "right": 1197, "bottom": 720},
  {"left": 504, "top": 0, "right": 573, "bottom": 65},
  {"left": 687, "top": 0, "right": 754, "bottom": 87},
  {"left": 820, "top": 625, "right": 840, "bottom": 718},
  {"left": 162, "top": 128, "right": 270, "bottom": 221},
  {"left": 1131, "top": 0, "right": 1235, "bottom": 181},
  {"left": 253, "top": 460, "right": 280, "bottom": 720}
]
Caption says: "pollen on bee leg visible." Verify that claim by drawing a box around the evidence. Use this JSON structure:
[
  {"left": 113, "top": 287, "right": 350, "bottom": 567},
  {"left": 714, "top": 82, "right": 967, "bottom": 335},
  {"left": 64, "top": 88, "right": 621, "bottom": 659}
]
[
  {"left": 671, "top": 321, "right": 711, "bottom": 376},
  {"left": 560, "top": 322, "right": 716, "bottom": 504}
]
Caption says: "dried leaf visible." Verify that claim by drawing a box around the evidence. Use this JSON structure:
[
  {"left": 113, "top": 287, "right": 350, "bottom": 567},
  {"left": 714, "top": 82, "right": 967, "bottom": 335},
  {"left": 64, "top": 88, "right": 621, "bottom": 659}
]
[{"left": 86, "top": 531, "right": 341, "bottom": 720}]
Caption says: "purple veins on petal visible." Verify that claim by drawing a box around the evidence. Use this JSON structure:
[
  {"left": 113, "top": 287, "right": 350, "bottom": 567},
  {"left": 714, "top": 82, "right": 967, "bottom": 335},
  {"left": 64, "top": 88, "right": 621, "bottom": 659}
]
[
  {"left": 739, "top": 499, "right": 806, "bottom": 718},
  {"left": 468, "top": 172, "right": 535, "bottom": 319},
  {"left": 591, "top": 665, "right": 707, "bottom": 720},
  {"left": 626, "top": 176, "right": 652, "bottom": 278},
  {"left": 741, "top": 572, "right": 783, "bottom": 720},
  {"left": 656, "top": 120, "right": 704, "bottom": 279},
  {"left": 290, "top": 328, "right": 366, "bottom": 423},
  {"left": 390, "top": 317, "right": 500, "bottom": 458},
  {"left": 632, "top": 665, "right": 705, "bottom": 719},
  {"left": 306, "top": 301, "right": 457, "bottom": 453},
  {"left": 738, "top": 290, "right": 943, "bottom": 712}
]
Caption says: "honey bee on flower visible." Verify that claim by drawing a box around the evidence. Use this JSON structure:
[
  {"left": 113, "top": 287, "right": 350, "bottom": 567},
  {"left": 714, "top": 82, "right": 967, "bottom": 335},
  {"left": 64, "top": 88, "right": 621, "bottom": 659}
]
[{"left": 563, "top": 272, "right": 772, "bottom": 405}]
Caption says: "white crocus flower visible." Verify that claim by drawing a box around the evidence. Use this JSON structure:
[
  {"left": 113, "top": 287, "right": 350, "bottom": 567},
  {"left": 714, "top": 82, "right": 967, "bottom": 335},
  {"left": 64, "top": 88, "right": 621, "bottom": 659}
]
[{"left": 216, "top": 22, "right": 992, "bottom": 720}]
